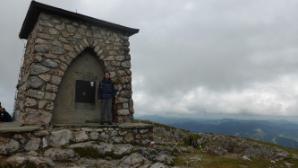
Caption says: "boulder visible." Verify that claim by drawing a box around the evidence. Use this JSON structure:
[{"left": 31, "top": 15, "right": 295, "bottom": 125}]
[
  {"left": 0, "top": 137, "right": 20, "bottom": 155},
  {"left": 25, "top": 138, "right": 41, "bottom": 151},
  {"left": 49, "top": 129, "right": 72, "bottom": 147},
  {"left": 44, "top": 148, "right": 76, "bottom": 161},
  {"left": 118, "top": 152, "right": 149, "bottom": 168}
]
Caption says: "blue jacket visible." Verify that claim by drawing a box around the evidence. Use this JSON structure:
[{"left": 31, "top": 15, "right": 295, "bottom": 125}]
[{"left": 98, "top": 79, "right": 117, "bottom": 99}]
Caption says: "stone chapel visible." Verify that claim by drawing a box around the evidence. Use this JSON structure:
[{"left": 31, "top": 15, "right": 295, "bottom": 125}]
[{"left": 15, "top": 1, "right": 139, "bottom": 126}]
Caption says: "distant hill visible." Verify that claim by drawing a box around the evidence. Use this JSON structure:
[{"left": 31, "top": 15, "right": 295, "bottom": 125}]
[{"left": 137, "top": 115, "right": 298, "bottom": 149}]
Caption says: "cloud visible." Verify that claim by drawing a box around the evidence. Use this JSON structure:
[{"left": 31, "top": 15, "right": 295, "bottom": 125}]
[{"left": 1, "top": 0, "right": 298, "bottom": 118}]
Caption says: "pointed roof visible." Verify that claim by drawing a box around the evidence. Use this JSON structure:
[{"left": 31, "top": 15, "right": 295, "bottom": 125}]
[{"left": 19, "top": 1, "right": 139, "bottom": 39}]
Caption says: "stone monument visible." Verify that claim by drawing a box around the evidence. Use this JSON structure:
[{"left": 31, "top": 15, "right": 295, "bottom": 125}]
[{"left": 15, "top": 1, "right": 139, "bottom": 126}]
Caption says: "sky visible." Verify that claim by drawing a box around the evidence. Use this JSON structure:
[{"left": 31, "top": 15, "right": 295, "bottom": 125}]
[{"left": 1, "top": 0, "right": 298, "bottom": 120}]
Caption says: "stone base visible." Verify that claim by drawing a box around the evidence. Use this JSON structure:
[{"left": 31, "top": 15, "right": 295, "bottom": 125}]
[{"left": 0, "top": 122, "right": 153, "bottom": 155}]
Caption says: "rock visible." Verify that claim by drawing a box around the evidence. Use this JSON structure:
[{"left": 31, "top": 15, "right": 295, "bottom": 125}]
[
  {"left": 34, "top": 130, "right": 50, "bottom": 137},
  {"left": 44, "top": 148, "right": 76, "bottom": 161},
  {"left": 30, "top": 64, "right": 50, "bottom": 75},
  {"left": 34, "top": 44, "right": 49, "bottom": 53},
  {"left": 28, "top": 76, "right": 44, "bottom": 88},
  {"left": 95, "top": 159, "right": 118, "bottom": 168},
  {"left": 112, "top": 144, "right": 134, "bottom": 157},
  {"left": 45, "top": 92, "right": 56, "bottom": 100},
  {"left": 0, "top": 137, "right": 20, "bottom": 155},
  {"left": 38, "top": 100, "right": 49, "bottom": 109},
  {"left": 150, "top": 162, "right": 169, "bottom": 168},
  {"left": 24, "top": 98, "right": 37, "bottom": 107},
  {"left": 121, "top": 61, "right": 131, "bottom": 68},
  {"left": 46, "top": 84, "right": 58, "bottom": 92},
  {"left": 45, "top": 102, "right": 54, "bottom": 110},
  {"left": 118, "top": 109, "right": 130, "bottom": 115},
  {"left": 6, "top": 155, "right": 55, "bottom": 167},
  {"left": 90, "top": 131, "right": 99, "bottom": 140},
  {"left": 52, "top": 46, "right": 65, "bottom": 55},
  {"left": 119, "top": 152, "right": 149, "bottom": 168},
  {"left": 73, "top": 131, "right": 89, "bottom": 142},
  {"left": 27, "top": 89, "right": 45, "bottom": 99},
  {"left": 49, "top": 28, "right": 59, "bottom": 35},
  {"left": 49, "top": 129, "right": 72, "bottom": 147},
  {"left": 155, "top": 152, "right": 174, "bottom": 165},
  {"left": 51, "top": 75, "right": 62, "bottom": 85},
  {"left": 41, "top": 59, "right": 58, "bottom": 68},
  {"left": 67, "top": 25, "right": 76, "bottom": 33},
  {"left": 25, "top": 138, "right": 41, "bottom": 151},
  {"left": 22, "top": 110, "right": 52, "bottom": 125},
  {"left": 124, "top": 133, "right": 134, "bottom": 143},
  {"left": 68, "top": 141, "right": 95, "bottom": 148},
  {"left": 99, "top": 132, "right": 109, "bottom": 141},
  {"left": 39, "top": 74, "right": 51, "bottom": 82},
  {"left": 96, "top": 142, "right": 113, "bottom": 155},
  {"left": 242, "top": 155, "right": 251, "bottom": 161}
]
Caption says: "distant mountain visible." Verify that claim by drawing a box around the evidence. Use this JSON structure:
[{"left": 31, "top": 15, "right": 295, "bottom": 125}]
[{"left": 137, "top": 115, "right": 298, "bottom": 149}]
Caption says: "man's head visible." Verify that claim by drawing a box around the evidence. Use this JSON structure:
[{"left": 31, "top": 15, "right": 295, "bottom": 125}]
[{"left": 104, "top": 72, "right": 110, "bottom": 79}]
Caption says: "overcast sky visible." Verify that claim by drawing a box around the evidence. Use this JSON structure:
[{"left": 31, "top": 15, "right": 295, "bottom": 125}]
[{"left": 1, "top": 0, "right": 298, "bottom": 119}]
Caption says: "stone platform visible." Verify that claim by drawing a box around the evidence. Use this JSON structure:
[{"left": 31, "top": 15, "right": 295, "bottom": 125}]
[{"left": 0, "top": 122, "right": 153, "bottom": 156}]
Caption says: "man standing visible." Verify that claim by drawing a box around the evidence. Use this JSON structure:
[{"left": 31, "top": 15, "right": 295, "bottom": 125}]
[
  {"left": 0, "top": 102, "right": 12, "bottom": 122},
  {"left": 98, "top": 72, "right": 117, "bottom": 125}
]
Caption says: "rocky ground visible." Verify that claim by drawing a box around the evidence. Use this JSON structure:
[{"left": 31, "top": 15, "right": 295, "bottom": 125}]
[{"left": 1, "top": 120, "right": 298, "bottom": 168}]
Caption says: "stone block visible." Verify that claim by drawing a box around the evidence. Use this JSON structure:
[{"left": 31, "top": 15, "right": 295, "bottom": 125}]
[
  {"left": 30, "top": 64, "right": 50, "bottom": 75},
  {"left": 49, "top": 129, "right": 72, "bottom": 147}
]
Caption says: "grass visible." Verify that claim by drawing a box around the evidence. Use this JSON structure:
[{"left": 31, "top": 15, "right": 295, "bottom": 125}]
[{"left": 174, "top": 148, "right": 298, "bottom": 168}]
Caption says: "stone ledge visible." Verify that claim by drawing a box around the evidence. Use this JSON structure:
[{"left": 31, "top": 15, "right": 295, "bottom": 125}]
[
  {"left": 0, "top": 122, "right": 41, "bottom": 133},
  {"left": 53, "top": 122, "right": 153, "bottom": 129}
]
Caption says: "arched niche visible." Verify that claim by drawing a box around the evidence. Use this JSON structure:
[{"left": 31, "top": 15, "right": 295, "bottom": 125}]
[{"left": 53, "top": 48, "right": 104, "bottom": 124}]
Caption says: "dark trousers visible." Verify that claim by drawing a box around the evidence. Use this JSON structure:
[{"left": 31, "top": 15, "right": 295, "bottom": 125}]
[{"left": 101, "top": 99, "right": 113, "bottom": 123}]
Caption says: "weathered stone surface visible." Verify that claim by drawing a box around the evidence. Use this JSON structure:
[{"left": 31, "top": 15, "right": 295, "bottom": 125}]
[
  {"left": 150, "top": 162, "right": 169, "bottom": 168},
  {"left": 0, "top": 137, "right": 20, "bottom": 155},
  {"left": 124, "top": 133, "right": 134, "bottom": 143},
  {"left": 155, "top": 153, "right": 174, "bottom": 165},
  {"left": 49, "top": 129, "right": 73, "bottom": 147},
  {"left": 51, "top": 75, "right": 62, "bottom": 85},
  {"left": 24, "top": 98, "right": 37, "bottom": 107},
  {"left": 44, "top": 148, "right": 76, "bottom": 161},
  {"left": 89, "top": 131, "right": 99, "bottom": 140},
  {"left": 6, "top": 155, "right": 55, "bottom": 167},
  {"left": 27, "top": 89, "right": 44, "bottom": 99},
  {"left": 73, "top": 131, "right": 89, "bottom": 142},
  {"left": 96, "top": 142, "right": 113, "bottom": 155},
  {"left": 22, "top": 110, "right": 52, "bottom": 125},
  {"left": 119, "top": 153, "right": 149, "bottom": 168},
  {"left": 118, "top": 109, "right": 130, "bottom": 116},
  {"left": 28, "top": 76, "right": 44, "bottom": 88},
  {"left": 66, "top": 25, "right": 76, "bottom": 33},
  {"left": 49, "top": 28, "right": 59, "bottom": 35},
  {"left": 34, "top": 44, "right": 49, "bottom": 53},
  {"left": 25, "top": 138, "right": 41, "bottom": 151},
  {"left": 39, "top": 74, "right": 51, "bottom": 82},
  {"left": 112, "top": 144, "right": 134, "bottom": 157},
  {"left": 30, "top": 64, "right": 50, "bottom": 75},
  {"left": 41, "top": 59, "right": 58, "bottom": 68},
  {"left": 46, "top": 83, "right": 58, "bottom": 92},
  {"left": 52, "top": 46, "right": 65, "bottom": 54},
  {"left": 38, "top": 100, "right": 49, "bottom": 109},
  {"left": 45, "top": 102, "right": 54, "bottom": 111},
  {"left": 45, "top": 92, "right": 56, "bottom": 101}
]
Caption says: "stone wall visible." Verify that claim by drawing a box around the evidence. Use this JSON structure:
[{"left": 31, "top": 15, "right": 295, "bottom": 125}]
[
  {"left": 15, "top": 12, "right": 134, "bottom": 125},
  {"left": 0, "top": 123, "right": 154, "bottom": 167}
]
